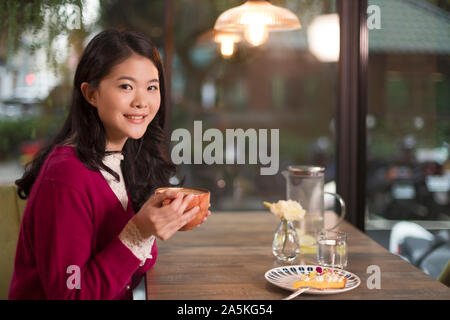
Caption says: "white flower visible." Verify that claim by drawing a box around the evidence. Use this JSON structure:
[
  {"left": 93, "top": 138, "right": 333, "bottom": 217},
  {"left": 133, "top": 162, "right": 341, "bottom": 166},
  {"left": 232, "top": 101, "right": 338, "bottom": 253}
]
[{"left": 264, "top": 200, "right": 306, "bottom": 221}]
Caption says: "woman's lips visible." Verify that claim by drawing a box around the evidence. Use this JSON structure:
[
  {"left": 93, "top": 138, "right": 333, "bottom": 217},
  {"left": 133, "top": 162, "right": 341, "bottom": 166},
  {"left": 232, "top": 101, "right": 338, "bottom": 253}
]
[{"left": 124, "top": 114, "right": 147, "bottom": 124}]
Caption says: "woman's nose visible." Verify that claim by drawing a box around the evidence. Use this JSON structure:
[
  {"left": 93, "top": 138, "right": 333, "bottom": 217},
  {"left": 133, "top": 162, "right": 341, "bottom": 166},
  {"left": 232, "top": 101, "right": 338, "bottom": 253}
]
[
  {"left": 132, "top": 90, "right": 148, "bottom": 109},
  {"left": 133, "top": 102, "right": 146, "bottom": 109}
]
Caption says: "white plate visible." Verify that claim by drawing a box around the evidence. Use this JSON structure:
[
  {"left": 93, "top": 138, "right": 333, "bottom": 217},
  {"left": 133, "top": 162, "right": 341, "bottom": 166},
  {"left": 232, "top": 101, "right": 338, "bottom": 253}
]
[{"left": 265, "top": 265, "right": 361, "bottom": 295}]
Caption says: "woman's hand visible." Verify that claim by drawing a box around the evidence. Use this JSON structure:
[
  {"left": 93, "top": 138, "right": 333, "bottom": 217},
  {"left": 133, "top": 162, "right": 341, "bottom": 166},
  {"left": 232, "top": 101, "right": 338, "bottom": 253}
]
[
  {"left": 202, "top": 204, "right": 212, "bottom": 223},
  {"left": 202, "top": 204, "right": 211, "bottom": 223},
  {"left": 131, "top": 190, "right": 199, "bottom": 240}
]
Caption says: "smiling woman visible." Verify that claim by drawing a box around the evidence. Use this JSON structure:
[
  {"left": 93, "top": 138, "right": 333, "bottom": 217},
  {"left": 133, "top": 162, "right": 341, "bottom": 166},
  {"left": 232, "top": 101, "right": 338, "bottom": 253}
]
[
  {"left": 8, "top": 29, "right": 209, "bottom": 300},
  {"left": 80, "top": 54, "right": 162, "bottom": 151}
]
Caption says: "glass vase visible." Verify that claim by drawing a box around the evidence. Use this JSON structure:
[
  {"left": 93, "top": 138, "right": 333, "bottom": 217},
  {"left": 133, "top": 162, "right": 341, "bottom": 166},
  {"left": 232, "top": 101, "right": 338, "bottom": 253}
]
[{"left": 272, "top": 218, "right": 300, "bottom": 262}]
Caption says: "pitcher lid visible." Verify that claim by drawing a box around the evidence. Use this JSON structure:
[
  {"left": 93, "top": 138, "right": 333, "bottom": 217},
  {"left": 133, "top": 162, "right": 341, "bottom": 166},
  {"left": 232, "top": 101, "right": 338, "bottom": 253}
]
[{"left": 287, "top": 165, "right": 325, "bottom": 176}]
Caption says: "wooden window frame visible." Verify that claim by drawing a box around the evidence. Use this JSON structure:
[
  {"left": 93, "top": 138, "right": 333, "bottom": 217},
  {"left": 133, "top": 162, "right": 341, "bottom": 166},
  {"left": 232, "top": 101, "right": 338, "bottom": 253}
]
[{"left": 336, "top": 0, "right": 368, "bottom": 231}]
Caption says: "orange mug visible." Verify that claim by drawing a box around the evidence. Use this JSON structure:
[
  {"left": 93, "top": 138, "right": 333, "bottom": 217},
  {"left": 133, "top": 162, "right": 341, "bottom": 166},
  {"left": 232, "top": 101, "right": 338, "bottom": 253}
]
[{"left": 155, "top": 187, "right": 210, "bottom": 231}]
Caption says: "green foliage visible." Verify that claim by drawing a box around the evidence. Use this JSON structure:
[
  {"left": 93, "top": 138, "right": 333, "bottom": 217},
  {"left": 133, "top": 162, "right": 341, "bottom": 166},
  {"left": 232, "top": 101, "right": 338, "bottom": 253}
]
[
  {"left": 0, "top": 118, "right": 37, "bottom": 160},
  {"left": 0, "top": 0, "right": 84, "bottom": 68},
  {"left": 0, "top": 113, "right": 65, "bottom": 161}
]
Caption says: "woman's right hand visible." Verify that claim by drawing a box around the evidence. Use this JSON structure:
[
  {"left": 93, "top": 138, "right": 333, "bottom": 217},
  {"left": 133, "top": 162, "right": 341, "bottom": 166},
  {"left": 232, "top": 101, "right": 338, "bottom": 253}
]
[{"left": 130, "top": 190, "right": 199, "bottom": 240}]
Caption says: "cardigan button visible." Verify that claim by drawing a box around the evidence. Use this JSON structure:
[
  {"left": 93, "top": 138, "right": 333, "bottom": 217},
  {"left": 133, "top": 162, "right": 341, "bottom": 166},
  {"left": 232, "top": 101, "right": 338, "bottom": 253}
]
[{"left": 126, "top": 285, "right": 131, "bottom": 291}]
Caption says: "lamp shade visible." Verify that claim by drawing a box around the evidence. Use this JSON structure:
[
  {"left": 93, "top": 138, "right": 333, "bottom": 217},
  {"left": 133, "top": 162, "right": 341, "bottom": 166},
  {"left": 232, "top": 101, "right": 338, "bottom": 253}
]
[{"left": 214, "top": 0, "right": 301, "bottom": 32}]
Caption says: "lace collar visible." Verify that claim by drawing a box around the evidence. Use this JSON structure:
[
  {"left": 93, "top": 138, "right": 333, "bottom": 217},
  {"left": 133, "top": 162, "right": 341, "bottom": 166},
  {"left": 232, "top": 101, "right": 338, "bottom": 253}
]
[{"left": 104, "top": 152, "right": 124, "bottom": 162}]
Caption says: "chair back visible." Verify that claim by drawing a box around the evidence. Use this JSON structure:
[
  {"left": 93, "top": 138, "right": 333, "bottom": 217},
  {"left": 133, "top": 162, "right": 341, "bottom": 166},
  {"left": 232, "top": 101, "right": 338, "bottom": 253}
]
[{"left": 0, "top": 185, "right": 27, "bottom": 300}]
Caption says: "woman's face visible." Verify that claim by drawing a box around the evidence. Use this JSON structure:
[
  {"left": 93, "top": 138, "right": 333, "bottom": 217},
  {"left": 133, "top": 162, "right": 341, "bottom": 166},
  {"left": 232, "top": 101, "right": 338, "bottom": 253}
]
[{"left": 82, "top": 54, "right": 161, "bottom": 150}]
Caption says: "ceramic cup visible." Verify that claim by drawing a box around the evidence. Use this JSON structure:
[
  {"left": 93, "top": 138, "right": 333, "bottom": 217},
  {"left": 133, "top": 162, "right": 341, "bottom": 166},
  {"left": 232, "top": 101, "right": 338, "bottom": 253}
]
[{"left": 155, "top": 187, "right": 210, "bottom": 231}]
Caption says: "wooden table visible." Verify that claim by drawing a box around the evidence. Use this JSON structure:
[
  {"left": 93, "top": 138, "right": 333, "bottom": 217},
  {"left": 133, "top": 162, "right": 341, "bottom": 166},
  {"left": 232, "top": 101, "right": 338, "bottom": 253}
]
[{"left": 146, "top": 211, "right": 450, "bottom": 300}]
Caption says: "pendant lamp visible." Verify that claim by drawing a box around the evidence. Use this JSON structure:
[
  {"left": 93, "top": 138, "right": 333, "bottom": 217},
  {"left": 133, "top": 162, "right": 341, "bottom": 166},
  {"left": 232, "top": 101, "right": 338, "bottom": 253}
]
[
  {"left": 214, "top": 32, "right": 242, "bottom": 57},
  {"left": 214, "top": 0, "right": 301, "bottom": 46}
]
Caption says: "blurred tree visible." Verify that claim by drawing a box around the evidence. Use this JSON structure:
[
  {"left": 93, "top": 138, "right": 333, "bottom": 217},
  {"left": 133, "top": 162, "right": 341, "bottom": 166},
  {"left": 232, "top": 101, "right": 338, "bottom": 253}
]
[
  {"left": 0, "top": 1, "right": 91, "bottom": 161},
  {"left": 0, "top": 0, "right": 85, "bottom": 67}
]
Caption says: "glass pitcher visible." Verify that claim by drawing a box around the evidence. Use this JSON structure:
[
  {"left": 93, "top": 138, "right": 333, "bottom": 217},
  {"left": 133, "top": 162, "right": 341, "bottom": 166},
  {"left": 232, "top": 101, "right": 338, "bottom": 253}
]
[{"left": 282, "top": 165, "right": 346, "bottom": 254}]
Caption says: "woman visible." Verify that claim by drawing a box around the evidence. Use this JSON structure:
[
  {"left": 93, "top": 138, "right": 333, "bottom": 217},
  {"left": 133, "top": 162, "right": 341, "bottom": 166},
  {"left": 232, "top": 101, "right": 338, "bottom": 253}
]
[{"left": 9, "top": 29, "right": 209, "bottom": 300}]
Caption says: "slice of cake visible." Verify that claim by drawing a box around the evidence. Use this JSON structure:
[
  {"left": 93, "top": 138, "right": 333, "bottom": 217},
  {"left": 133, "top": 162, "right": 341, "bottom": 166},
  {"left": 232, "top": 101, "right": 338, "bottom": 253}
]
[{"left": 293, "top": 267, "right": 347, "bottom": 290}]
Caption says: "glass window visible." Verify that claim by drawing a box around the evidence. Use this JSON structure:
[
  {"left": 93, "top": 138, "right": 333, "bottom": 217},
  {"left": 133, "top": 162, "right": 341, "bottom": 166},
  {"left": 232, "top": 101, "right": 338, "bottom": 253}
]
[
  {"left": 1, "top": 0, "right": 339, "bottom": 213},
  {"left": 366, "top": 0, "right": 450, "bottom": 228},
  {"left": 0, "top": 1, "right": 98, "bottom": 184},
  {"left": 170, "top": 0, "right": 338, "bottom": 210}
]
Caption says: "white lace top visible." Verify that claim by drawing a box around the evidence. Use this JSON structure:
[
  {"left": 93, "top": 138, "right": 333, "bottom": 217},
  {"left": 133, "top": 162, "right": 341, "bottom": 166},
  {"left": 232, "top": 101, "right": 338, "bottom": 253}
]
[{"left": 100, "top": 153, "right": 155, "bottom": 267}]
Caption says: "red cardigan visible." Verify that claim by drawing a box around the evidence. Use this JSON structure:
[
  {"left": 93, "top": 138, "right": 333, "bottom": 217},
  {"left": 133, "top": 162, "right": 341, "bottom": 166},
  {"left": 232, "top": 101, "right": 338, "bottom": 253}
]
[{"left": 9, "top": 146, "right": 157, "bottom": 300}]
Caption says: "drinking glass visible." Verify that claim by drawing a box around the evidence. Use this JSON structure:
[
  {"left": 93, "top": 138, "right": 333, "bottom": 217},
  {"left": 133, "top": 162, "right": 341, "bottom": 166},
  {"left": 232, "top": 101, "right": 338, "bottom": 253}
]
[{"left": 316, "top": 230, "right": 348, "bottom": 269}]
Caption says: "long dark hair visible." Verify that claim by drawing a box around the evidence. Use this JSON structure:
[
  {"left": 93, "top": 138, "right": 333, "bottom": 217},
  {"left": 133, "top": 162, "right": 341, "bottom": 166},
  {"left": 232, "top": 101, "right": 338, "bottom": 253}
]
[{"left": 15, "top": 29, "right": 181, "bottom": 213}]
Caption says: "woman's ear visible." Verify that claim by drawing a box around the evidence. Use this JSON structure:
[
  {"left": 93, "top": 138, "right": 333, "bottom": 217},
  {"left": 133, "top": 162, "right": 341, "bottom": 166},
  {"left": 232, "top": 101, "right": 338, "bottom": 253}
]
[{"left": 80, "top": 82, "right": 98, "bottom": 107}]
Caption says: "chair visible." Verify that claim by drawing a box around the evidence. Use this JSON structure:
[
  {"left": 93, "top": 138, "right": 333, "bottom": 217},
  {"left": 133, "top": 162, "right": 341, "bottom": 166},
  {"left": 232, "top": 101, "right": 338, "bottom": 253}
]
[{"left": 0, "top": 185, "right": 27, "bottom": 300}]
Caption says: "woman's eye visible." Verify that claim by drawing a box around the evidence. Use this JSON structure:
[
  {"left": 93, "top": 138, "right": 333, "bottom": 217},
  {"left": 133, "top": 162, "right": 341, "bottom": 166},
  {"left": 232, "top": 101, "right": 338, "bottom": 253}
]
[
  {"left": 119, "top": 84, "right": 132, "bottom": 90},
  {"left": 148, "top": 85, "right": 159, "bottom": 91}
]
